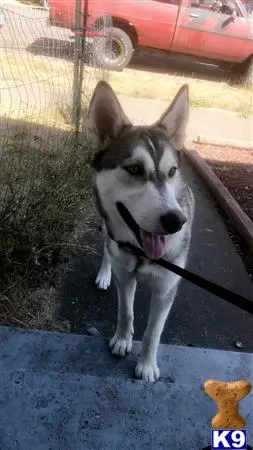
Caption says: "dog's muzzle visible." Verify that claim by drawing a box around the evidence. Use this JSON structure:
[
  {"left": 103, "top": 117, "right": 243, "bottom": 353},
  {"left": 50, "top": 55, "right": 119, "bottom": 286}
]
[{"left": 116, "top": 202, "right": 186, "bottom": 260}]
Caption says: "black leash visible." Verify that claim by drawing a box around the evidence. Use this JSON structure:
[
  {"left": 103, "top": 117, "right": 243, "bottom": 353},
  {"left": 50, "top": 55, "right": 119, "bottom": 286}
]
[{"left": 117, "top": 241, "right": 253, "bottom": 315}]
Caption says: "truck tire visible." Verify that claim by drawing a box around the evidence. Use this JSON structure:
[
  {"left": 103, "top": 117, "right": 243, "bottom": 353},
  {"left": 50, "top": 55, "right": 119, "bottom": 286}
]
[{"left": 92, "top": 27, "right": 133, "bottom": 71}]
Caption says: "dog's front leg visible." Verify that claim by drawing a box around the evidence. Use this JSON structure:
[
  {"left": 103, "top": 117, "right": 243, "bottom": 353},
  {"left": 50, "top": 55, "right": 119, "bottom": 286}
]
[
  {"left": 95, "top": 242, "right": 112, "bottom": 290},
  {"left": 135, "top": 284, "right": 177, "bottom": 382},
  {"left": 109, "top": 267, "right": 137, "bottom": 357}
]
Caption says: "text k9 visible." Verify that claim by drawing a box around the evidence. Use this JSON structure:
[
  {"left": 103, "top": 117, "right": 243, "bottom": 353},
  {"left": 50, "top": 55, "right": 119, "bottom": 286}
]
[{"left": 212, "top": 430, "right": 247, "bottom": 449}]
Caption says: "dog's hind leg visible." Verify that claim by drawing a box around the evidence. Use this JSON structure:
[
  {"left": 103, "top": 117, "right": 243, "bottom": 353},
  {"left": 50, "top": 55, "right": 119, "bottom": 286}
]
[
  {"left": 135, "top": 283, "right": 178, "bottom": 382},
  {"left": 109, "top": 268, "right": 136, "bottom": 357},
  {"left": 95, "top": 242, "right": 112, "bottom": 290}
]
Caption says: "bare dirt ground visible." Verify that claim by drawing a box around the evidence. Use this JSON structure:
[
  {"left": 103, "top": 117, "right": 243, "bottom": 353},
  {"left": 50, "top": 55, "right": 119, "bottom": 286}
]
[{"left": 194, "top": 143, "right": 253, "bottom": 222}]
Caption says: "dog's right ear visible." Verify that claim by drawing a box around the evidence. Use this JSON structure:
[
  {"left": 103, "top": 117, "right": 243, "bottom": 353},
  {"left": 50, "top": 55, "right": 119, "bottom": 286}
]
[{"left": 88, "top": 81, "right": 131, "bottom": 144}]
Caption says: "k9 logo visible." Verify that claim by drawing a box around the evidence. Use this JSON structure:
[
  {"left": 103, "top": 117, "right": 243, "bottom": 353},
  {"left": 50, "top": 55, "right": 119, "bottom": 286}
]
[{"left": 212, "top": 430, "right": 247, "bottom": 449}]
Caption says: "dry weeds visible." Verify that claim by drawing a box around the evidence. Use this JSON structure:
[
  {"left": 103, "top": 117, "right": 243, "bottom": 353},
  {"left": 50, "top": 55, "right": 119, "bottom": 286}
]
[{"left": 0, "top": 122, "right": 93, "bottom": 328}]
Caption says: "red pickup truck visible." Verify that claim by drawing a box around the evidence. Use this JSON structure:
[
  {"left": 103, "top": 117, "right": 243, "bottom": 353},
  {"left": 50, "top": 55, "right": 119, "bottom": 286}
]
[{"left": 49, "top": 0, "right": 253, "bottom": 83}]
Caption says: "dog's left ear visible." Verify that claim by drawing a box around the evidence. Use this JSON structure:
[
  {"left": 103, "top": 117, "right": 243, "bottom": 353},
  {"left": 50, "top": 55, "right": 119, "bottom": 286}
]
[
  {"left": 88, "top": 81, "right": 131, "bottom": 145},
  {"left": 155, "top": 85, "right": 189, "bottom": 150}
]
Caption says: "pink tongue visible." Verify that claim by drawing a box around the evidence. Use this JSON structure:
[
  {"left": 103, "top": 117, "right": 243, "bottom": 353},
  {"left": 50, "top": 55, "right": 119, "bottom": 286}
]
[{"left": 140, "top": 229, "right": 166, "bottom": 260}]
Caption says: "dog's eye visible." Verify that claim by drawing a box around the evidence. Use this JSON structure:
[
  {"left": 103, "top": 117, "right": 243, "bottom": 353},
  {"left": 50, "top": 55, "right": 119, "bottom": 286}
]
[
  {"left": 124, "top": 164, "right": 143, "bottom": 176},
  {"left": 168, "top": 167, "right": 177, "bottom": 178}
]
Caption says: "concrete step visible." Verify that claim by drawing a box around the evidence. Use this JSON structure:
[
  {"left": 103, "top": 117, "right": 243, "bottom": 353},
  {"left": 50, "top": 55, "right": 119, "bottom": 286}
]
[{"left": 0, "top": 326, "right": 252, "bottom": 450}]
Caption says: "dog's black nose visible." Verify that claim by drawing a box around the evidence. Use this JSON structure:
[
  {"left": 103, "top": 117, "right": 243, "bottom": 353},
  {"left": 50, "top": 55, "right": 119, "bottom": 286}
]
[{"left": 160, "top": 211, "right": 187, "bottom": 234}]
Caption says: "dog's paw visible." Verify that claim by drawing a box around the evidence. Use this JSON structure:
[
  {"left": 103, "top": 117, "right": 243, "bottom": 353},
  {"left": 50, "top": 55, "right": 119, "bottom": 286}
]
[
  {"left": 95, "top": 266, "right": 111, "bottom": 290},
  {"left": 109, "top": 334, "right": 132, "bottom": 357},
  {"left": 135, "top": 360, "right": 160, "bottom": 382}
]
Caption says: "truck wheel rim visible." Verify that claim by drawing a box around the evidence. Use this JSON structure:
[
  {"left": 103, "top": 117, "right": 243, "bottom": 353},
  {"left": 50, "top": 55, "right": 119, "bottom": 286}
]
[{"left": 104, "top": 37, "right": 125, "bottom": 64}]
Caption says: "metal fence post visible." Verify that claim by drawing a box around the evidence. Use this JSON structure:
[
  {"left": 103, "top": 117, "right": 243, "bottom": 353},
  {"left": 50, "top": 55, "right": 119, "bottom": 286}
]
[
  {"left": 72, "top": 0, "right": 82, "bottom": 139},
  {"left": 77, "top": 0, "right": 89, "bottom": 129}
]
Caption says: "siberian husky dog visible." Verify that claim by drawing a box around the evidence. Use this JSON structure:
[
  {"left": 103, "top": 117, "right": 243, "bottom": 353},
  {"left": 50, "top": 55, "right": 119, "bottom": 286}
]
[{"left": 88, "top": 81, "right": 195, "bottom": 382}]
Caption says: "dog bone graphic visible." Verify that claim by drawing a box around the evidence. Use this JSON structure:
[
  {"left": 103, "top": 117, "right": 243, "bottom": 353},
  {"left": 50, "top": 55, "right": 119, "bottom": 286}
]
[{"left": 204, "top": 379, "right": 252, "bottom": 429}]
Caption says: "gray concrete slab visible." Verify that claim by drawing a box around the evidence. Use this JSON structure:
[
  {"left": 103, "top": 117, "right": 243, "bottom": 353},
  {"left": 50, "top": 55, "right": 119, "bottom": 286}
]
[{"left": 0, "top": 326, "right": 252, "bottom": 450}]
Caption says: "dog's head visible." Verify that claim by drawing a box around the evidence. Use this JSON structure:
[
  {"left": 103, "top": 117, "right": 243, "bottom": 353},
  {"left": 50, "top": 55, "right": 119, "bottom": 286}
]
[{"left": 88, "top": 81, "right": 189, "bottom": 260}]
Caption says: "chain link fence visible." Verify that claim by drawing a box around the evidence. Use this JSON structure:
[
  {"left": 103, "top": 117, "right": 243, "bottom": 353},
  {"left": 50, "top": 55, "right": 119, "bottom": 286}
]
[
  {"left": 0, "top": 0, "right": 111, "bottom": 326},
  {"left": 1, "top": 1, "right": 110, "bottom": 132}
]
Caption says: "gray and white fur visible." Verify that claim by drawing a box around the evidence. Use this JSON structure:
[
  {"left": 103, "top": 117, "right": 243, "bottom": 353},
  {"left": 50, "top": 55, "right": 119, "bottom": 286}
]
[{"left": 88, "top": 81, "right": 195, "bottom": 382}]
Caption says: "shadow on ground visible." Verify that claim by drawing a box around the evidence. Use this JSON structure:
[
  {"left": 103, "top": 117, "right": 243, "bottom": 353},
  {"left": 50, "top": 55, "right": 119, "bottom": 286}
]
[
  {"left": 0, "top": 116, "right": 88, "bottom": 330},
  {"left": 26, "top": 37, "right": 238, "bottom": 85},
  {"left": 27, "top": 38, "right": 75, "bottom": 62},
  {"left": 130, "top": 51, "right": 232, "bottom": 83}
]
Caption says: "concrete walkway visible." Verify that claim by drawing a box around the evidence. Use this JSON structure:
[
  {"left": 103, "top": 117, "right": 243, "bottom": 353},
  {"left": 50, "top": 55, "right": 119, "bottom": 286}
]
[
  {"left": 0, "top": 326, "right": 252, "bottom": 450},
  {"left": 119, "top": 95, "right": 253, "bottom": 147}
]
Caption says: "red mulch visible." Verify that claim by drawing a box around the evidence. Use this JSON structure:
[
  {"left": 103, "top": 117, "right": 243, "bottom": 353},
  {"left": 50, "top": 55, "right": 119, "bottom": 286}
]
[{"left": 194, "top": 144, "right": 253, "bottom": 223}]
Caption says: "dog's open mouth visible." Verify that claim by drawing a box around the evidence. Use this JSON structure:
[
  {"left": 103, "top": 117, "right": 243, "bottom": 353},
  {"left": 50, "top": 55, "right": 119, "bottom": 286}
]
[
  {"left": 116, "top": 202, "right": 166, "bottom": 260},
  {"left": 139, "top": 229, "right": 166, "bottom": 260}
]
